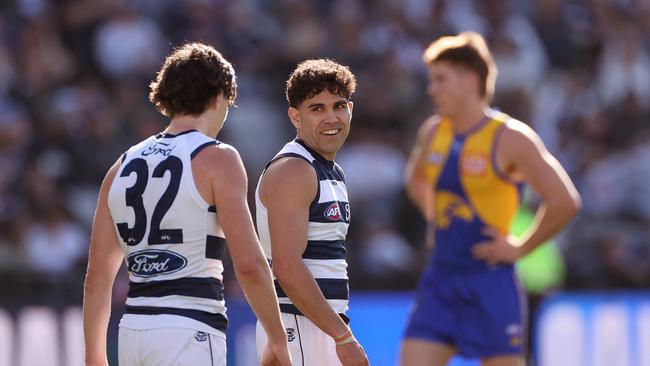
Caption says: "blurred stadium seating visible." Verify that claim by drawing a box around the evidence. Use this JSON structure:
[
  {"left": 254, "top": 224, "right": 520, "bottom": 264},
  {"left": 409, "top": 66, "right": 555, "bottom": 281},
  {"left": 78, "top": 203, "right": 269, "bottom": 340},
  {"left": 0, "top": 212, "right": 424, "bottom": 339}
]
[{"left": 0, "top": 0, "right": 649, "bottom": 365}]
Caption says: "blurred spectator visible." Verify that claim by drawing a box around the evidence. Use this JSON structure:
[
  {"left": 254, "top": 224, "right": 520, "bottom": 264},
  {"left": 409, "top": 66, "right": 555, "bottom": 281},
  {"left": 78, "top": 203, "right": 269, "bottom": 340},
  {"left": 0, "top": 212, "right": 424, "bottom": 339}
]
[
  {"left": 23, "top": 201, "right": 86, "bottom": 280},
  {"left": 0, "top": 0, "right": 648, "bottom": 310},
  {"left": 93, "top": 5, "right": 165, "bottom": 79}
]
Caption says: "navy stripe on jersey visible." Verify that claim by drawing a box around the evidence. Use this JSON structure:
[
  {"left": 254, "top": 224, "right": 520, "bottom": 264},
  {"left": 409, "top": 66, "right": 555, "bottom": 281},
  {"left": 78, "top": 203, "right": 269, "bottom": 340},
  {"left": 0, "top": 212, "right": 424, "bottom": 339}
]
[
  {"left": 295, "top": 139, "right": 334, "bottom": 171},
  {"left": 279, "top": 304, "right": 350, "bottom": 324},
  {"left": 314, "top": 167, "right": 344, "bottom": 182},
  {"left": 302, "top": 240, "right": 346, "bottom": 260},
  {"left": 333, "top": 165, "right": 346, "bottom": 182},
  {"left": 128, "top": 277, "right": 224, "bottom": 301},
  {"left": 191, "top": 141, "right": 219, "bottom": 159},
  {"left": 156, "top": 129, "right": 198, "bottom": 139},
  {"left": 208, "top": 205, "right": 217, "bottom": 213},
  {"left": 275, "top": 278, "right": 349, "bottom": 300},
  {"left": 265, "top": 152, "right": 311, "bottom": 171},
  {"left": 125, "top": 306, "right": 228, "bottom": 331},
  {"left": 309, "top": 201, "right": 350, "bottom": 224},
  {"left": 206, "top": 235, "right": 226, "bottom": 260}
]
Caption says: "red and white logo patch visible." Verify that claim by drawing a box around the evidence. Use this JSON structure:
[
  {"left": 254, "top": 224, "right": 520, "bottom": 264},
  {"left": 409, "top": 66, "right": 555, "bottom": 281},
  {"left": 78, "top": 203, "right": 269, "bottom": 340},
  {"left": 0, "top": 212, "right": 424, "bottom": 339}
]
[
  {"left": 462, "top": 153, "right": 488, "bottom": 176},
  {"left": 324, "top": 203, "right": 342, "bottom": 221}
]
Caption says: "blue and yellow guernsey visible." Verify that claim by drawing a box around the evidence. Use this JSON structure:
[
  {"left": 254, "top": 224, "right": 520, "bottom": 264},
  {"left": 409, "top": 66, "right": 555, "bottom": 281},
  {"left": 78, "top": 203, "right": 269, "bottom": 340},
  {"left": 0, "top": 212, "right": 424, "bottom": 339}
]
[{"left": 426, "top": 111, "right": 522, "bottom": 273}]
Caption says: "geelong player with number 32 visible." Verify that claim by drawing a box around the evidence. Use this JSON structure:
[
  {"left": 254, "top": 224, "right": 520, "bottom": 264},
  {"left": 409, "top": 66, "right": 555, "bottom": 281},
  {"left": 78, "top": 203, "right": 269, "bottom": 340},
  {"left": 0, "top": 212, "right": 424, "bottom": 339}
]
[{"left": 82, "top": 42, "right": 290, "bottom": 366}]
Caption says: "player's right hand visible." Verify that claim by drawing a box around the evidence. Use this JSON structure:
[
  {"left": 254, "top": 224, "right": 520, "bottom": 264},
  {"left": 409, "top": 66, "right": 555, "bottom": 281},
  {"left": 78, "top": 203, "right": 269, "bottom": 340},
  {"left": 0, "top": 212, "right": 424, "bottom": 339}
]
[
  {"left": 336, "top": 341, "right": 370, "bottom": 366},
  {"left": 260, "top": 340, "right": 292, "bottom": 366}
]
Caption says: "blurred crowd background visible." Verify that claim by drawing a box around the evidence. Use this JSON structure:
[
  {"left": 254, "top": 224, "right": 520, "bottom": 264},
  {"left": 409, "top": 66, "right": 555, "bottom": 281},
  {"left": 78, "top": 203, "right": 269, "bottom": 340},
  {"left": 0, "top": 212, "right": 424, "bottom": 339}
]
[{"left": 0, "top": 0, "right": 649, "bottom": 325}]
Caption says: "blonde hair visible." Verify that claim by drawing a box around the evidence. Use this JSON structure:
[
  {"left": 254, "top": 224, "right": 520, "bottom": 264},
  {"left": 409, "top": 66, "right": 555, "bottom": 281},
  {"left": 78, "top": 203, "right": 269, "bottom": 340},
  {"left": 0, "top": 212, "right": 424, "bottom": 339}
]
[{"left": 423, "top": 32, "right": 497, "bottom": 101}]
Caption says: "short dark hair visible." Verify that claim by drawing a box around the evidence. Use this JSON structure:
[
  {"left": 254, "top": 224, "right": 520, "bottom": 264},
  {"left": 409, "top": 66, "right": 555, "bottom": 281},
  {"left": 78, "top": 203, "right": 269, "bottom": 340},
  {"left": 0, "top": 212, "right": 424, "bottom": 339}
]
[
  {"left": 149, "top": 42, "right": 237, "bottom": 118},
  {"left": 286, "top": 59, "right": 356, "bottom": 108},
  {"left": 423, "top": 32, "right": 497, "bottom": 101}
]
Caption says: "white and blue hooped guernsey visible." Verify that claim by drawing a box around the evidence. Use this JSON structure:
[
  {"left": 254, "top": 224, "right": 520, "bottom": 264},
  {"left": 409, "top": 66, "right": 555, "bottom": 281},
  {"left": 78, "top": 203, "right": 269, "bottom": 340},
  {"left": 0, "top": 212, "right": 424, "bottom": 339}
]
[
  {"left": 255, "top": 139, "right": 351, "bottom": 322},
  {"left": 107, "top": 129, "right": 228, "bottom": 335}
]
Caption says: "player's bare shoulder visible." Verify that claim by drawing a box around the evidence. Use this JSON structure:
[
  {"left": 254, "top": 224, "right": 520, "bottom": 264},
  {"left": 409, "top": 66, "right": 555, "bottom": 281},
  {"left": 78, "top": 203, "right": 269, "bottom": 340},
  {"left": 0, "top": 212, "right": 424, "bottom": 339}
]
[
  {"left": 260, "top": 156, "right": 317, "bottom": 205},
  {"left": 417, "top": 115, "right": 442, "bottom": 144},
  {"left": 500, "top": 117, "right": 546, "bottom": 153},
  {"left": 193, "top": 142, "right": 244, "bottom": 174},
  {"left": 409, "top": 115, "right": 442, "bottom": 166},
  {"left": 191, "top": 142, "right": 248, "bottom": 205}
]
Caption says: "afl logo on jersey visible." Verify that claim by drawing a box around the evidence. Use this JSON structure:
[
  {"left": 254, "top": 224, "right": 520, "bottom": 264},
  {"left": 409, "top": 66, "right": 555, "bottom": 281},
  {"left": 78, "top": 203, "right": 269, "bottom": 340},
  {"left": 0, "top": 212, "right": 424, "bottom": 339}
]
[
  {"left": 127, "top": 249, "right": 187, "bottom": 277},
  {"left": 324, "top": 202, "right": 342, "bottom": 221}
]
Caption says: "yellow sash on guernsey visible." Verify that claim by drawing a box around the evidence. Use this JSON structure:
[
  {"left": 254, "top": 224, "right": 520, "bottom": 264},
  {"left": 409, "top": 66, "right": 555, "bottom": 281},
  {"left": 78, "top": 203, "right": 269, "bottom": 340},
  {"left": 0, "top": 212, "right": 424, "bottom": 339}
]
[{"left": 426, "top": 112, "right": 520, "bottom": 235}]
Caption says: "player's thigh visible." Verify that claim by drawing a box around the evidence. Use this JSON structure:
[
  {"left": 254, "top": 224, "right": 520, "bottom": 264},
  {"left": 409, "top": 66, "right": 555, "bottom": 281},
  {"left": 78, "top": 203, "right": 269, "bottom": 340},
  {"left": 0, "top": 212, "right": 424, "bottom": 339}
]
[
  {"left": 118, "top": 327, "right": 140, "bottom": 366},
  {"left": 175, "top": 331, "right": 226, "bottom": 366},
  {"left": 459, "top": 270, "right": 526, "bottom": 358},
  {"left": 481, "top": 354, "right": 525, "bottom": 366},
  {"left": 295, "top": 314, "right": 341, "bottom": 366},
  {"left": 400, "top": 339, "right": 456, "bottom": 366},
  {"left": 257, "top": 313, "right": 318, "bottom": 366},
  {"left": 121, "top": 327, "right": 225, "bottom": 366}
]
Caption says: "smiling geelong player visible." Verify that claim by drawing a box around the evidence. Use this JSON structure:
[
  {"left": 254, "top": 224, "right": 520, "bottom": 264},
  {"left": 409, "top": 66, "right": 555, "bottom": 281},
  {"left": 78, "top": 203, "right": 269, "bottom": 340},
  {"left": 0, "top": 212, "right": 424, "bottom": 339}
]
[
  {"left": 255, "top": 59, "right": 369, "bottom": 366},
  {"left": 82, "top": 42, "right": 290, "bottom": 366}
]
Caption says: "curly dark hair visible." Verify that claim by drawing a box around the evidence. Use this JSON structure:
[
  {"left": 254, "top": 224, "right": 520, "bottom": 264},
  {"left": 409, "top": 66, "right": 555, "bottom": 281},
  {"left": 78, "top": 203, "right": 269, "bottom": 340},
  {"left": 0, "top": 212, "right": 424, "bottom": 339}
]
[
  {"left": 149, "top": 42, "right": 237, "bottom": 118},
  {"left": 286, "top": 59, "right": 356, "bottom": 108}
]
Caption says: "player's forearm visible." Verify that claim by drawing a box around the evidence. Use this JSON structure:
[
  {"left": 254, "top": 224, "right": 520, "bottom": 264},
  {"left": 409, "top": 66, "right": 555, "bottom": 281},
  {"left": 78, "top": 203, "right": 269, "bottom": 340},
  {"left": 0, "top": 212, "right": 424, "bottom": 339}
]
[
  {"left": 82, "top": 279, "right": 112, "bottom": 365},
  {"left": 519, "top": 197, "right": 581, "bottom": 256},
  {"left": 234, "top": 257, "right": 287, "bottom": 342},
  {"left": 407, "top": 176, "right": 434, "bottom": 221},
  {"left": 273, "top": 259, "right": 348, "bottom": 338}
]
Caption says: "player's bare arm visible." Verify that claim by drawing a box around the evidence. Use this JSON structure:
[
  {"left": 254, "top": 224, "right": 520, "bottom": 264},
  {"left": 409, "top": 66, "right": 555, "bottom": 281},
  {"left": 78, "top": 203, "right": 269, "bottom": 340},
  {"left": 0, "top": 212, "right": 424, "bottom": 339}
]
[
  {"left": 83, "top": 160, "right": 125, "bottom": 366},
  {"left": 405, "top": 116, "right": 439, "bottom": 222},
  {"left": 261, "top": 156, "right": 348, "bottom": 336},
  {"left": 198, "top": 144, "right": 291, "bottom": 366},
  {"left": 473, "top": 120, "right": 581, "bottom": 265}
]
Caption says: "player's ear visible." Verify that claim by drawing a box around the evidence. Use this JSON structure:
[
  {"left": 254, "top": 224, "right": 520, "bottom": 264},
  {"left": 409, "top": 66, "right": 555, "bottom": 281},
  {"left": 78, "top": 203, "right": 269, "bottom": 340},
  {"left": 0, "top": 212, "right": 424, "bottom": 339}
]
[
  {"left": 465, "top": 71, "right": 481, "bottom": 97},
  {"left": 288, "top": 107, "right": 301, "bottom": 129},
  {"left": 347, "top": 101, "right": 353, "bottom": 114}
]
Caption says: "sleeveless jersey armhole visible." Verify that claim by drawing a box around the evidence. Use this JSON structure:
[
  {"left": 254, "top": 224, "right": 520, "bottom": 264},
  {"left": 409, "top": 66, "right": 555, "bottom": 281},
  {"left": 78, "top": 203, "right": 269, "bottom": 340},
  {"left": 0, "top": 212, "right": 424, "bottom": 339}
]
[{"left": 265, "top": 153, "right": 320, "bottom": 207}]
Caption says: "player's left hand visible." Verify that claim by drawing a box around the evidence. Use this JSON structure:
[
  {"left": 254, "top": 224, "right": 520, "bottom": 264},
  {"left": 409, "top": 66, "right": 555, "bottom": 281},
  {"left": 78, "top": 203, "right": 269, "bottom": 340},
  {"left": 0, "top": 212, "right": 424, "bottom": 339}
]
[
  {"left": 260, "top": 339, "right": 292, "bottom": 366},
  {"left": 472, "top": 227, "right": 523, "bottom": 265}
]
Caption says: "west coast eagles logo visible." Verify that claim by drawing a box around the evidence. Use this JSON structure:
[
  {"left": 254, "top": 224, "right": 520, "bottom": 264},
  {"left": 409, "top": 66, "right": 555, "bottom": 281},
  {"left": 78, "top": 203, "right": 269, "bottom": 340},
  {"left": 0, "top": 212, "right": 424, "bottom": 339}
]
[{"left": 435, "top": 191, "right": 474, "bottom": 229}]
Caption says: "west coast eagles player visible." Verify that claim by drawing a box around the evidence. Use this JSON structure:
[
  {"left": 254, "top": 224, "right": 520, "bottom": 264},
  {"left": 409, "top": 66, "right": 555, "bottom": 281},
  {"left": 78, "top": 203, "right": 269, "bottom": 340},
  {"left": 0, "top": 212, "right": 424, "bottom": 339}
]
[
  {"left": 83, "top": 42, "right": 290, "bottom": 366},
  {"left": 400, "top": 32, "right": 581, "bottom": 366}
]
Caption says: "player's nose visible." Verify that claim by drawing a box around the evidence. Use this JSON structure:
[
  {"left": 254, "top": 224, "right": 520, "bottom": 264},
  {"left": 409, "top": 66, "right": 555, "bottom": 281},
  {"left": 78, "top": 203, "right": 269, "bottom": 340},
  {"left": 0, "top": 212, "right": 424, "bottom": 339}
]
[{"left": 323, "top": 108, "right": 339, "bottom": 123}]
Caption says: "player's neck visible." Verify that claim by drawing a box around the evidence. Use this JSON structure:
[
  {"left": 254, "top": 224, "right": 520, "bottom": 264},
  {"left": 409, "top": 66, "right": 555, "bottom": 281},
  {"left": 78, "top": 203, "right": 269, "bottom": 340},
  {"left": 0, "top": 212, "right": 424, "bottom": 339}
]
[
  {"left": 166, "top": 114, "right": 219, "bottom": 138},
  {"left": 449, "top": 103, "right": 489, "bottom": 135}
]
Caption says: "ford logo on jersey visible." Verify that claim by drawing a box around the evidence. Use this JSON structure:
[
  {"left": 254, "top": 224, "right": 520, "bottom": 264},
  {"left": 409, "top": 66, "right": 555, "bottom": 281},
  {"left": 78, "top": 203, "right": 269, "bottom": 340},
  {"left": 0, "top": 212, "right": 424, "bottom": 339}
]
[
  {"left": 324, "top": 202, "right": 342, "bottom": 221},
  {"left": 127, "top": 249, "right": 187, "bottom": 277}
]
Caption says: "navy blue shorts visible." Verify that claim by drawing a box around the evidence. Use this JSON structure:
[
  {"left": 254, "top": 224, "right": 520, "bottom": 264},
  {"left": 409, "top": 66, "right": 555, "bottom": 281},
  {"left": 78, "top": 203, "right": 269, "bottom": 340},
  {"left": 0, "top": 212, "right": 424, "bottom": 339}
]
[{"left": 403, "top": 267, "right": 526, "bottom": 358}]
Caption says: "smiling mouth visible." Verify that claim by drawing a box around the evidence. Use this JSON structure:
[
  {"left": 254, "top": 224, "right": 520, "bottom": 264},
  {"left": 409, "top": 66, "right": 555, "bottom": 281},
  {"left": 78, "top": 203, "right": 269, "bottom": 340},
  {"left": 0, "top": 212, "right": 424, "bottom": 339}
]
[{"left": 320, "top": 129, "right": 341, "bottom": 136}]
